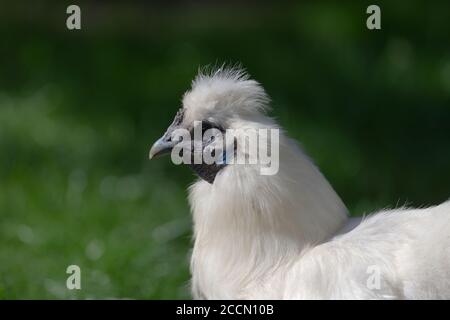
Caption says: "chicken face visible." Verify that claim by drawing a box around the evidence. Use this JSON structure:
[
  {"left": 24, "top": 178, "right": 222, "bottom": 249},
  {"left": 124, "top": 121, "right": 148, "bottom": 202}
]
[{"left": 149, "top": 107, "right": 229, "bottom": 184}]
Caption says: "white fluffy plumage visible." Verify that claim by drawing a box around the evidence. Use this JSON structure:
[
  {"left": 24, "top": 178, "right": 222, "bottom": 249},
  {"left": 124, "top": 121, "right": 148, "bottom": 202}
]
[{"left": 177, "top": 67, "right": 450, "bottom": 299}]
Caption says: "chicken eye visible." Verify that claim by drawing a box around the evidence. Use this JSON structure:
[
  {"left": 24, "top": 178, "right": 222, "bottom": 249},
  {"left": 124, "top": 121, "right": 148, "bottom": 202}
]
[
  {"left": 189, "top": 120, "right": 223, "bottom": 144},
  {"left": 201, "top": 121, "right": 214, "bottom": 134}
]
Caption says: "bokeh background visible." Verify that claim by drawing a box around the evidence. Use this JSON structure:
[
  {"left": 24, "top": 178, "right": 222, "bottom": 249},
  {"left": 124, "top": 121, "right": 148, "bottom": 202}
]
[{"left": 1, "top": 0, "right": 449, "bottom": 299}]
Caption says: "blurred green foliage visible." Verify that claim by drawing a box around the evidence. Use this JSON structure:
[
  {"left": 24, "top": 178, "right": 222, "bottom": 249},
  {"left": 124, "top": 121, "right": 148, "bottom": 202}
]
[{"left": 0, "top": 1, "right": 449, "bottom": 299}]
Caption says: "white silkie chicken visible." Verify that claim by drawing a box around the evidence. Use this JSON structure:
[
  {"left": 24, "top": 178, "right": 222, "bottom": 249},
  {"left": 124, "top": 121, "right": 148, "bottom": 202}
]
[{"left": 149, "top": 67, "right": 450, "bottom": 299}]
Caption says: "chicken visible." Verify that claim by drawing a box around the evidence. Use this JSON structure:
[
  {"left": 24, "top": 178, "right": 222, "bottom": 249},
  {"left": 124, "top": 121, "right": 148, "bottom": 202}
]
[{"left": 149, "top": 67, "right": 450, "bottom": 299}]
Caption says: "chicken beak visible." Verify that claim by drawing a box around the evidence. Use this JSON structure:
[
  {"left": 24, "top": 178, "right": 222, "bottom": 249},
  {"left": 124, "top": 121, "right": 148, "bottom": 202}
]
[
  {"left": 149, "top": 137, "right": 176, "bottom": 159},
  {"left": 149, "top": 108, "right": 185, "bottom": 160}
]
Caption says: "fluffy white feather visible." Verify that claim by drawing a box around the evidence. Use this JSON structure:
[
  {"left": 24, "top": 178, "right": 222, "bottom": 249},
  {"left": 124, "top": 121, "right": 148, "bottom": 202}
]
[{"left": 178, "top": 67, "right": 450, "bottom": 299}]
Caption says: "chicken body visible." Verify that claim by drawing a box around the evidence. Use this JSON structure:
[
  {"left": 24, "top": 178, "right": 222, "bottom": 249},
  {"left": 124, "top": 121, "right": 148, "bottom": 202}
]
[
  {"left": 190, "top": 157, "right": 450, "bottom": 299},
  {"left": 192, "top": 178, "right": 450, "bottom": 299},
  {"left": 150, "top": 67, "right": 450, "bottom": 299}
]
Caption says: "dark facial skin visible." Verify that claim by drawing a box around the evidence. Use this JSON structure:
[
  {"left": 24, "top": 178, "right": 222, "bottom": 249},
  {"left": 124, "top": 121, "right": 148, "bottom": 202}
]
[
  {"left": 150, "top": 108, "right": 230, "bottom": 184},
  {"left": 189, "top": 120, "right": 227, "bottom": 184}
]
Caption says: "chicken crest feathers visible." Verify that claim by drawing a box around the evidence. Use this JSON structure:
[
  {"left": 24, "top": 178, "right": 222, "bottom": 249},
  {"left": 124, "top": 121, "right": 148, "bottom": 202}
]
[{"left": 182, "top": 65, "right": 271, "bottom": 123}]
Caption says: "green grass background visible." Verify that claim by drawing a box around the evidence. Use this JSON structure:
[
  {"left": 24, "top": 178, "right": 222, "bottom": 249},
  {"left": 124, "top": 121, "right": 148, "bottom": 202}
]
[{"left": 0, "top": 1, "right": 450, "bottom": 299}]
